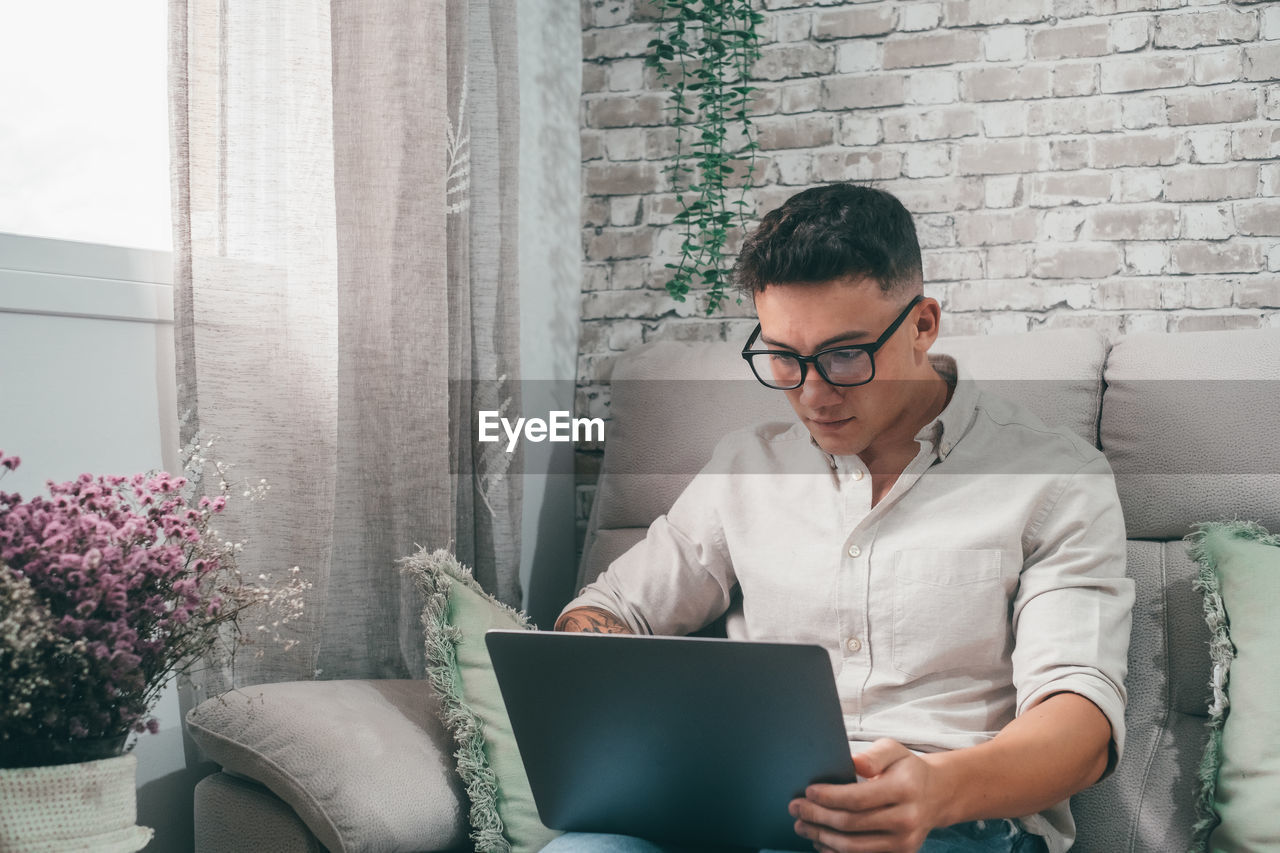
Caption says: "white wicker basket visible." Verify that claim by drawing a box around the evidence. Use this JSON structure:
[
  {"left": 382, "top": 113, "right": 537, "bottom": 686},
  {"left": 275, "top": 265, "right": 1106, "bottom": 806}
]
[{"left": 0, "top": 753, "right": 153, "bottom": 852}]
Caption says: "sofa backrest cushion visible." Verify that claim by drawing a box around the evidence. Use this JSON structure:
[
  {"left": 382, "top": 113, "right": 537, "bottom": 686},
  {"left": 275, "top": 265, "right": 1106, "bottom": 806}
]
[
  {"left": 1100, "top": 328, "right": 1280, "bottom": 539},
  {"left": 579, "top": 328, "right": 1108, "bottom": 588}
]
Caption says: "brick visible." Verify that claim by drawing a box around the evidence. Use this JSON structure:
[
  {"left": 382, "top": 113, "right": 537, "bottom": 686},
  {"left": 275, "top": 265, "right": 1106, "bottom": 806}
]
[
  {"left": 1194, "top": 48, "right": 1244, "bottom": 85},
  {"left": 1172, "top": 313, "right": 1262, "bottom": 333},
  {"left": 586, "top": 93, "right": 668, "bottom": 128},
  {"left": 583, "top": 226, "right": 655, "bottom": 261},
  {"left": 1164, "top": 165, "right": 1260, "bottom": 202},
  {"left": 961, "top": 66, "right": 1053, "bottom": 101},
  {"left": 984, "top": 27, "right": 1028, "bottom": 62},
  {"left": 916, "top": 213, "right": 958, "bottom": 249},
  {"left": 1109, "top": 17, "right": 1150, "bottom": 52},
  {"left": 582, "top": 24, "right": 654, "bottom": 59},
  {"left": 1262, "top": 162, "right": 1280, "bottom": 196},
  {"left": 987, "top": 245, "right": 1031, "bottom": 278},
  {"left": 1093, "top": 279, "right": 1169, "bottom": 309},
  {"left": 904, "top": 145, "right": 954, "bottom": 178},
  {"left": 884, "top": 31, "right": 983, "bottom": 69},
  {"left": 1166, "top": 88, "right": 1258, "bottom": 126},
  {"left": 1115, "top": 169, "right": 1164, "bottom": 203},
  {"left": 813, "top": 6, "right": 896, "bottom": 39},
  {"left": 882, "top": 107, "right": 980, "bottom": 142},
  {"left": 752, "top": 44, "right": 836, "bottom": 81},
  {"left": 901, "top": 3, "right": 942, "bottom": 32},
  {"left": 823, "top": 74, "right": 907, "bottom": 110},
  {"left": 836, "top": 41, "right": 881, "bottom": 74},
  {"left": 1031, "top": 22, "right": 1110, "bottom": 60},
  {"left": 1243, "top": 43, "right": 1280, "bottom": 82},
  {"left": 1171, "top": 242, "right": 1266, "bottom": 274},
  {"left": 982, "top": 102, "right": 1028, "bottom": 138},
  {"left": 905, "top": 70, "right": 960, "bottom": 105},
  {"left": 773, "top": 151, "right": 813, "bottom": 185},
  {"left": 811, "top": 149, "right": 904, "bottom": 181},
  {"left": 644, "top": 127, "right": 677, "bottom": 160},
  {"left": 609, "top": 195, "right": 643, "bottom": 226},
  {"left": 1085, "top": 205, "right": 1181, "bottom": 240},
  {"left": 608, "top": 59, "right": 646, "bottom": 92},
  {"left": 947, "top": 281, "right": 1090, "bottom": 312},
  {"left": 1033, "top": 243, "right": 1123, "bottom": 279},
  {"left": 1029, "top": 173, "right": 1113, "bottom": 207},
  {"left": 1187, "top": 129, "right": 1233, "bottom": 165},
  {"left": 755, "top": 114, "right": 834, "bottom": 150},
  {"left": 956, "top": 138, "right": 1049, "bottom": 175},
  {"left": 1236, "top": 200, "right": 1280, "bottom": 236},
  {"left": 603, "top": 128, "right": 648, "bottom": 161},
  {"left": 943, "top": 0, "right": 1050, "bottom": 27},
  {"left": 1040, "top": 311, "right": 1128, "bottom": 336},
  {"left": 1183, "top": 278, "right": 1236, "bottom": 310},
  {"left": 609, "top": 258, "right": 650, "bottom": 289},
  {"left": 923, "top": 250, "right": 984, "bottom": 281},
  {"left": 583, "top": 196, "right": 610, "bottom": 228},
  {"left": 1051, "top": 138, "right": 1092, "bottom": 171},
  {"left": 984, "top": 175, "right": 1025, "bottom": 208},
  {"left": 1089, "top": 131, "right": 1182, "bottom": 168},
  {"left": 1121, "top": 96, "right": 1166, "bottom": 130},
  {"left": 1154, "top": 10, "right": 1259, "bottom": 49},
  {"left": 771, "top": 82, "right": 815, "bottom": 115},
  {"left": 584, "top": 161, "right": 662, "bottom": 196},
  {"left": 878, "top": 177, "right": 986, "bottom": 213},
  {"left": 581, "top": 264, "right": 611, "bottom": 291},
  {"left": 1267, "top": 87, "right": 1280, "bottom": 121},
  {"left": 1265, "top": 5, "right": 1280, "bottom": 39},
  {"left": 1054, "top": 63, "right": 1098, "bottom": 97},
  {"left": 1236, "top": 278, "right": 1280, "bottom": 308},
  {"left": 1181, "top": 204, "right": 1235, "bottom": 240},
  {"left": 1092, "top": 0, "right": 1182, "bottom": 12},
  {"left": 747, "top": 86, "right": 782, "bottom": 118},
  {"left": 956, "top": 210, "right": 1038, "bottom": 245},
  {"left": 1040, "top": 209, "right": 1087, "bottom": 241},
  {"left": 1027, "top": 99, "right": 1121, "bottom": 135},
  {"left": 587, "top": 0, "right": 631, "bottom": 28},
  {"left": 1124, "top": 243, "right": 1170, "bottom": 275},
  {"left": 583, "top": 62, "right": 607, "bottom": 93},
  {"left": 1100, "top": 55, "right": 1193, "bottom": 93},
  {"left": 582, "top": 129, "right": 605, "bottom": 161},
  {"left": 773, "top": 11, "right": 813, "bottom": 42},
  {"left": 839, "top": 114, "right": 883, "bottom": 146}
]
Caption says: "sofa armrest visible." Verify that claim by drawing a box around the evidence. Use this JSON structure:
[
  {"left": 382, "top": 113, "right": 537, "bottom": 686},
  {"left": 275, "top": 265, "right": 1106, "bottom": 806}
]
[{"left": 186, "top": 680, "right": 467, "bottom": 853}]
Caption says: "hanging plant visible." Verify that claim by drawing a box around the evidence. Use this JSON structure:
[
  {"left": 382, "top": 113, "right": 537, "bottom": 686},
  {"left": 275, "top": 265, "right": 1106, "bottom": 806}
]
[{"left": 646, "top": 0, "right": 765, "bottom": 315}]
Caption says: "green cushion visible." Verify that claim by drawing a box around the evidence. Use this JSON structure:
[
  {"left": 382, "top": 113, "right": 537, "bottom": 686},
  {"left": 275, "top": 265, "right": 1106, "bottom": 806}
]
[
  {"left": 401, "top": 548, "right": 560, "bottom": 853},
  {"left": 1188, "top": 521, "right": 1280, "bottom": 853}
]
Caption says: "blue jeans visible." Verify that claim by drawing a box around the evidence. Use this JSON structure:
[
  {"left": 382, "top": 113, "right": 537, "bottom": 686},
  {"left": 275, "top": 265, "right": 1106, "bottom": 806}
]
[{"left": 538, "top": 819, "right": 1048, "bottom": 852}]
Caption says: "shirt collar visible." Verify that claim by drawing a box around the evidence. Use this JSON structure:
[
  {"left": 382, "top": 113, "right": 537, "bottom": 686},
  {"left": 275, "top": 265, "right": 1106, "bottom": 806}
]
[{"left": 810, "top": 353, "right": 980, "bottom": 469}]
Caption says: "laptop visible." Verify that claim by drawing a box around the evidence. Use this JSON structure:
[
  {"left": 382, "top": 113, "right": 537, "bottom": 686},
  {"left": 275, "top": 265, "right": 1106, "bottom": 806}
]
[{"left": 485, "top": 629, "right": 857, "bottom": 851}]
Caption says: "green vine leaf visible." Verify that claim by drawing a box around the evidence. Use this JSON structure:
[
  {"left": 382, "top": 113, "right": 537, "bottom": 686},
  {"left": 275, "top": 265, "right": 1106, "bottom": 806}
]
[{"left": 648, "top": 0, "right": 762, "bottom": 316}]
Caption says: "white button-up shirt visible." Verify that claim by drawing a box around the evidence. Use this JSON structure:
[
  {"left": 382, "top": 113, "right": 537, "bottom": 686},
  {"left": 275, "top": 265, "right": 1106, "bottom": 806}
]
[{"left": 566, "top": 355, "right": 1134, "bottom": 853}]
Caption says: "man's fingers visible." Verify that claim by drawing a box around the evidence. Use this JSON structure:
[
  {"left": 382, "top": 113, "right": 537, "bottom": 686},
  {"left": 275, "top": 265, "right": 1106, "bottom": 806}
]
[
  {"left": 790, "top": 798, "right": 897, "bottom": 833},
  {"left": 801, "top": 778, "right": 899, "bottom": 812},
  {"left": 794, "top": 820, "right": 895, "bottom": 853},
  {"left": 852, "top": 737, "right": 914, "bottom": 779}
]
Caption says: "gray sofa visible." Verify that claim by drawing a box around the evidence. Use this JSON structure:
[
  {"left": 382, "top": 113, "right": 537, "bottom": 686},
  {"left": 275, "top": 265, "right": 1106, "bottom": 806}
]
[{"left": 191, "top": 326, "right": 1280, "bottom": 852}]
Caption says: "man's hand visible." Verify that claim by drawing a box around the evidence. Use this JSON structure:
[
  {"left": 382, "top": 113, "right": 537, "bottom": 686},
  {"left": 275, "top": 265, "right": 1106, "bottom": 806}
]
[
  {"left": 789, "top": 738, "right": 947, "bottom": 853},
  {"left": 554, "top": 605, "right": 633, "bottom": 634}
]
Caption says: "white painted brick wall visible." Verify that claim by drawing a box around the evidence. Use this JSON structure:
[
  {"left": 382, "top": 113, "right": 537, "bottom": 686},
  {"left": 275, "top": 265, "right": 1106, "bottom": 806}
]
[{"left": 577, "top": 0, "right": 1280, "bottom": 529}]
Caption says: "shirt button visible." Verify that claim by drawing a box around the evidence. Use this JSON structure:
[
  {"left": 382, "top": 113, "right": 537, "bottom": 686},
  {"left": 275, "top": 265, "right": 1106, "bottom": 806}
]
[
  {"left": 847, "top": 544, "right": 861, "bottom": 558},
  {"left": 846, "top": 637, "right": 862, "bottom": 653},
  {"left": 852, "top": 469, "right": 864, "bottom": 481}
]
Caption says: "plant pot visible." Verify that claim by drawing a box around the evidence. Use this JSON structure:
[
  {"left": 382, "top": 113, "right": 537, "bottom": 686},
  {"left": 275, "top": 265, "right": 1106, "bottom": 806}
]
[{"left": 0, "top": 753, "right": 153, "bottom": 852}]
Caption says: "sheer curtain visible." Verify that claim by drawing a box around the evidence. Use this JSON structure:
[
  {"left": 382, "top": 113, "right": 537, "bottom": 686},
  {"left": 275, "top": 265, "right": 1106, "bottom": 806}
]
[{"left": 168, "top": 0, "right": 522, "bottom": 697}]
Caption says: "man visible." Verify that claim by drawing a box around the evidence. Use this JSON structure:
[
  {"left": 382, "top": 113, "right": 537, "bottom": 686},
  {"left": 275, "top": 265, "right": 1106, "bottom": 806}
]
[{"left": 544, "top": 184, "right": 1134, "bottom": 853}]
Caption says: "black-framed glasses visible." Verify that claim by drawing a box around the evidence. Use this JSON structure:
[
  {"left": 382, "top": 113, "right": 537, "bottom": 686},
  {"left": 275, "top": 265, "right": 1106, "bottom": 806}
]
[{"left": 741, "top": 295, "right": 924, "bottom": 390}]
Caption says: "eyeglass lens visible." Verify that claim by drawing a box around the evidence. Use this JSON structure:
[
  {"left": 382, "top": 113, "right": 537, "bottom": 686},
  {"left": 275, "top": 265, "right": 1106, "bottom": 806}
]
[{"left": 756, "top": 348, "right": 873, "bottom": 389}]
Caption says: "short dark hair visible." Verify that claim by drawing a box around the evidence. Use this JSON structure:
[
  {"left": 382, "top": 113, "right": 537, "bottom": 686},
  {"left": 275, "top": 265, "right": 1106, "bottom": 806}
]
[{"left": 733, "top": 183, "right": 923, "bottom": 296}]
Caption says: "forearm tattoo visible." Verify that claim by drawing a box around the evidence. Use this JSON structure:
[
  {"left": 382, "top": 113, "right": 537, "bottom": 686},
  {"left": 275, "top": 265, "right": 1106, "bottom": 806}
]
[{"left": 555, "top": 606, "right": 633, "bottom": 634}]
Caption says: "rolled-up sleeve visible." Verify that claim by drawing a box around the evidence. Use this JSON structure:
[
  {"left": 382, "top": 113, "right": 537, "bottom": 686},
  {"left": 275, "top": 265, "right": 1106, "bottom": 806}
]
[
  {"left": 563, "top": 452, "right": 739, "bottom": 637},
  {"left": 1011, "top": 453, "right": 1135, "bottom": 777}
]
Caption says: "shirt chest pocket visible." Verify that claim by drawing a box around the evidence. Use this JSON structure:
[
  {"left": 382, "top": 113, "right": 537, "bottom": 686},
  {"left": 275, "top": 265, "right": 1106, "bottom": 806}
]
[{"left": 890, "top": 549, "right": 1010, "bottom": 678}]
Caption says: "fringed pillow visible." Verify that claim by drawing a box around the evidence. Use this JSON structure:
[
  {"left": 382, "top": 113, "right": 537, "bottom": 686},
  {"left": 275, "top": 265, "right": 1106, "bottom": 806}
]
[
  {"left": 400, "top": 547, "right": 561, "bottom": 853},
  {"left": 1187, "top": 521, "right": 1280, "bottom": 853}
]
